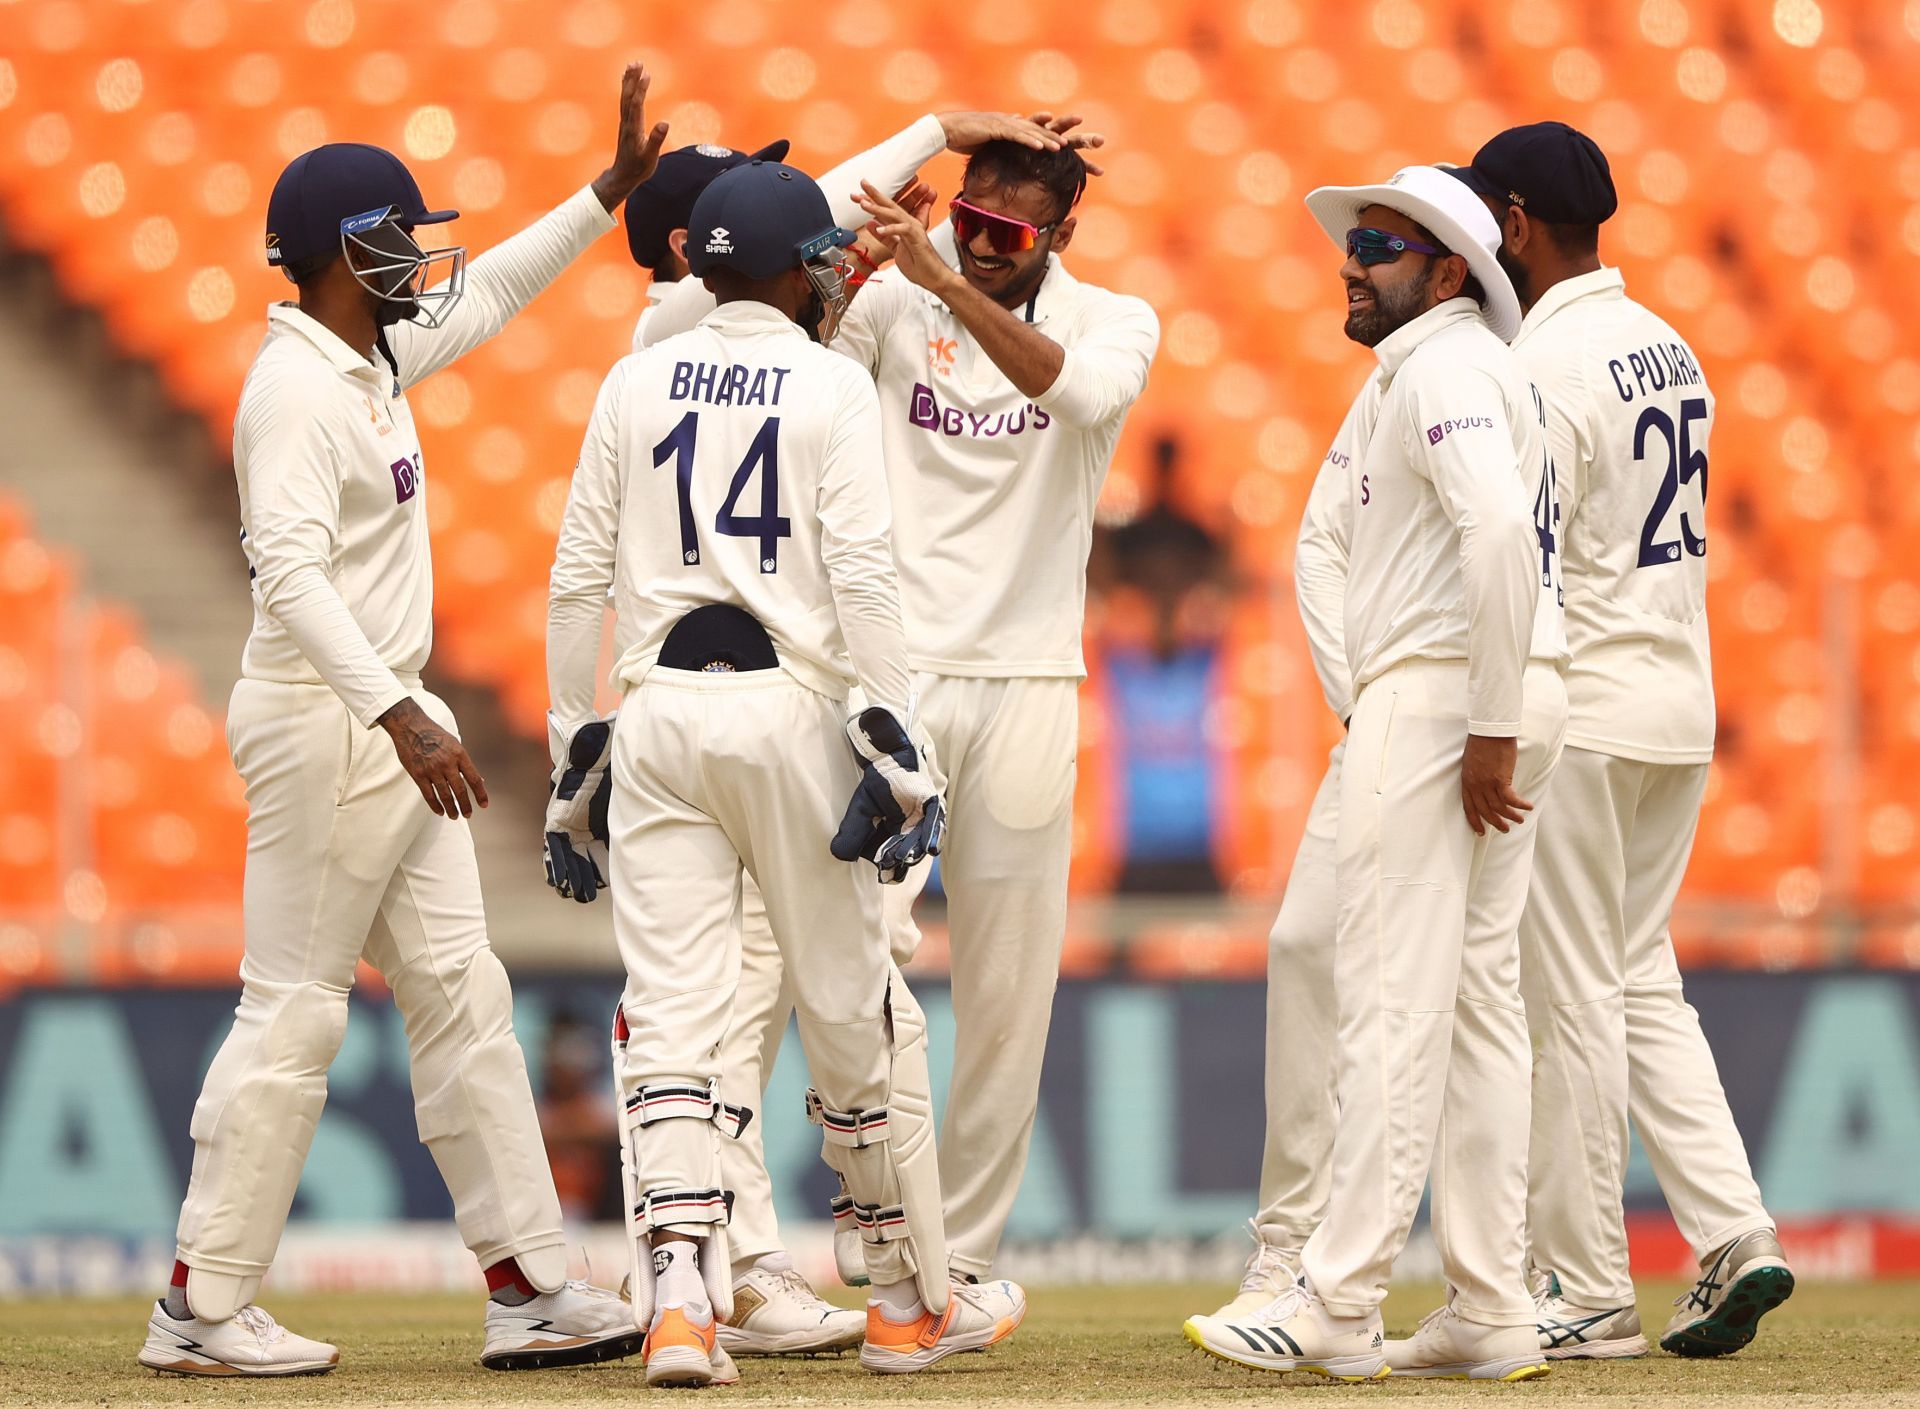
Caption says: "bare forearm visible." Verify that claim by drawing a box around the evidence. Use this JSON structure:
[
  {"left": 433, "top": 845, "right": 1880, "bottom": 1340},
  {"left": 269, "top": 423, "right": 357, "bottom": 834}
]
[{"left": 934, "top": 274, "right": 1064, "bottom": 397}]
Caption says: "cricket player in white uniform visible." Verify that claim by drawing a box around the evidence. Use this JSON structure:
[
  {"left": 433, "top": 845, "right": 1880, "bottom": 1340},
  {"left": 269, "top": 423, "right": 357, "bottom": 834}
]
[
  {"left": 544, "top": 160, "right": 1027, "bottom": 1389},
  {"left": 613, "top": 111, "right": 1089, "bottom": 1357},
  {"left": 1199, "top": 395, "right": 1373, "bottom": 1321},
  {"left": 136, "top": 68, "right": 671, "bottom": 1378},
  {"left": 1453, "top": 123, "right": 1793, "bottom": 1359},
  {"left": 837, "top": 146, "right": 1158, "bottom": 1280},
  {"left": 632, "top": 134, "right": 1151, "bottom": 1288},
  {"left": 1185, "top": 167, "right": 1566, "bottom": 1382}
]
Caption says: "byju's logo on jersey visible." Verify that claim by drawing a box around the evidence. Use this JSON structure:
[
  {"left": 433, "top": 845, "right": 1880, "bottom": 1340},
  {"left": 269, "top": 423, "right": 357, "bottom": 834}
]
[
  {"left": 390, "top": 453, "right": 419, "bottom": 504},
  {"left": 1426, "top": 415, "right": 1495, "bottom": 445},
  {"left": 705, "top": 226, "right": 734, "bottom": 256},
  {"left": 907, "top": 382, "right": 1051, "bottom": 439}
]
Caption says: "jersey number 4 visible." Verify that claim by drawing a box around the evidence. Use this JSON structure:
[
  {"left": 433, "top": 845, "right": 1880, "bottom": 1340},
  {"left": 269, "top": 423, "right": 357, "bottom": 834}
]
[
  {"left": 1634, "top": 397, "right": 1708, "bottom": 567},
  {"left": 653, "top": 411, "right": 792, "bottom": 573}
]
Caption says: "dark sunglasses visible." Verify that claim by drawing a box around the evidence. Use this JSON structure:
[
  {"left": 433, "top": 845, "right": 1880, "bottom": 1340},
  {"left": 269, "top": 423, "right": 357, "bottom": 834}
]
[
  {"left": 1345, "top": 226, "right": 1445, "bottom": 266},
  {"left": 950, "top": 198, "right": 1056, "bottom": 255}
]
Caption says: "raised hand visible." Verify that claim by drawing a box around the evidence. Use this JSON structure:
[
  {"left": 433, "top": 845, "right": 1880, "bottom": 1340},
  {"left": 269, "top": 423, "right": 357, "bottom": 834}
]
[
  {"left": 592, "top": 62, "right": 671, "bottom": 211},
  {"left": 854, "top": 180, "right": 953, "bottom": 293}
]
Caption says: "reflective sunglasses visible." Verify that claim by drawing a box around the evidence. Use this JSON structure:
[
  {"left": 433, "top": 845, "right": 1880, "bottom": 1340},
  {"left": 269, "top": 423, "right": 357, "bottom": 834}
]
[
  {"left": 950, "top": 197, "right": 1056, "bottom": 255},
  {"left": 1345, "top": 226, "right": 1444, "bottom": 266}
]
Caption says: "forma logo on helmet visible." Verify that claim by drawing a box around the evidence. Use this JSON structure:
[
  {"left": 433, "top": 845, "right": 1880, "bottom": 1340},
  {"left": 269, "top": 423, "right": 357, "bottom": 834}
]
[{"left": 265, "top": 141, "right": 469, "bottom": 330}]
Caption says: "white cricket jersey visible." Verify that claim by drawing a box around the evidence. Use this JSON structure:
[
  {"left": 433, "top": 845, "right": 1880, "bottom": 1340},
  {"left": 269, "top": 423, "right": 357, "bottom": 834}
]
[
  {"left": 1295, "top": 375, "right": 1379, "bottom": 722},
  {"left": 633, "top": 115, "right": 948, "bottom": 353},
  {"left": 1513, "top": 267, "right": 1714, "bottom": 764},
  {"left": 830, "top": 228, "right": 1160, "bottom": 677},
  {"left": 234, "top": 184, "right": 617, "bottom": 726},
  {"left": 1343, "top": 298, "right": 1563, "bottom": 735},
  {"left": 548, "top": 300, "right": 912, "bottom": 725}
]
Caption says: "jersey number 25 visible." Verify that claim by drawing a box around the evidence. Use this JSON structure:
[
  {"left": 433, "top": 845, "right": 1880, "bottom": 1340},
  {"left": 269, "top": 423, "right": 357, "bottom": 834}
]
[
  {"left": 1634, "top": 397, "right": 1708, "bottom": 568},
  {"left": 653, "top": 411, "right": 793, "bottom": 574}
]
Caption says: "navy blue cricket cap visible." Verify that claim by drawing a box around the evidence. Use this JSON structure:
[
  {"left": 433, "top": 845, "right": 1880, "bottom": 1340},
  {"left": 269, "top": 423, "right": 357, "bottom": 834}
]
[
  {"left": 624, "top": 139, "right": 791, "bottom": 268},
  {"left": 1448, "top": 121, "right": 1618, "bottom": 226},
  {"left": 685, "top": 160, "right": 854, "bottom": 281},
  {"left": 266, "top": 142, "right": 457, "bottom": 271}
]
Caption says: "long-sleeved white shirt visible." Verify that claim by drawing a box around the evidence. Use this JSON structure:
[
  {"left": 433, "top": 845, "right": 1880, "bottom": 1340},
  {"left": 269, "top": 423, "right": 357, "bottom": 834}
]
[
  {"left": 234, "top": 183, "right": 617, "bottom": 725},
  {"left": 1343, "top": 298, "right": 1557, "bottom": 734},
  {"left": 1513, "top": 267, "right": 1714, "bottom": 763},
  {"left": 1294, "top": 377, "right": 1378, "bottom": 722},
  {"left": 828, "top": 227, "right": 1159, "bottom": 677},
  {"left": 548, "top": 301, "right": 912, "bottom": 729},
  {"left": 633, "top": 114, "right": 949, "bottom": 352}
]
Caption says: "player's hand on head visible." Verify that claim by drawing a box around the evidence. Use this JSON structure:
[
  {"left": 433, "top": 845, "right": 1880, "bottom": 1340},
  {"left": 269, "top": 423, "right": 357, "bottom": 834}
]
[
  {"left": 1024, "top": 113, "right": 1107, "bottom": 176},
  {"left": 1459, "top": 732, "right": 1532, "bottom": 837},
  {"left": 377, "top": 696, "right": 489, "bottom": 820},
  {"left": 937, "top": 111, "right": 1065, "bottom": 156},
  {"left": 543, "top": 712, "right": 615, "bottom": 903},
  {"left": 591, "top": 62, "right": 671, "bottom": 211}
]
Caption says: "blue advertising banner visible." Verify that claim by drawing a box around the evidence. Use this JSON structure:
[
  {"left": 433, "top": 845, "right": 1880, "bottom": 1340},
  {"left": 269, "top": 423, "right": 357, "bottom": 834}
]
[{"left": 2, "top": 971, "right": 1917, "bottom": 1250}]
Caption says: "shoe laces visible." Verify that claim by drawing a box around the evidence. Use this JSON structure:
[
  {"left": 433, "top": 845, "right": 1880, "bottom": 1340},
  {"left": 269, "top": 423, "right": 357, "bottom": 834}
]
[
  {"left": 1238, "top": 1231, "right": 1296, "bottom": 1296},
  {"left": 1527, "top": 1266, "right": 1561, "bottom": 1308},
  {"left": 1251, "top": 1278, "right": 1309, "bottom": 1324},
  {"left": 767, "top": 1265, "right": 833, "bottom": 1311},
  {"left": 1414, "top": 1288, "right": 1463, "bottom": 1337},
  {"left": 233, "top": 1305, "right": 286, "bottom": 1344}
]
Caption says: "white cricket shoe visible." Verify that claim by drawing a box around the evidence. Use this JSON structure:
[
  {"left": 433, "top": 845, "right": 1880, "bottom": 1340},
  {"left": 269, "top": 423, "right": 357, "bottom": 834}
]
[
  {"left": 1660, "top": 1228, "right": 1794, "bottom": 1357},
  {"left": 137, "top": 1301, "right": 338, "bottom": 1377},
  {"left": 480, "top": 1279, "right": 646, "bottom": 1370},
  {"left": 1183, "top": 1280, "right": 1388, "bottom": 1381},
  {"left": 1532, "top": 1269, "right": 1648, "bottom": 1358},
  {"left": 1211, "top": 1222, "right": 1304, "bottom": 1318},
  {"left": 859, "top": 1278, "right": 1027, "bottom": 1374},
  {"left": 1386, "top": 1297, "right": 1550, "bottom": 1381},
  {"left": 719, "top": 1256, "right": 866, "bottom": 1356}
]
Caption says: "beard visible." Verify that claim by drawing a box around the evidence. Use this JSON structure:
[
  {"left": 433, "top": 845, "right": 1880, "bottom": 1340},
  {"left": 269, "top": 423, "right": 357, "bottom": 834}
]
[
  {"left": 1342, "top": 266, "right": 1436, "bottom": 347},
  {"left": 1496, "top": 246, "right": 1533, "bottom": 307}
]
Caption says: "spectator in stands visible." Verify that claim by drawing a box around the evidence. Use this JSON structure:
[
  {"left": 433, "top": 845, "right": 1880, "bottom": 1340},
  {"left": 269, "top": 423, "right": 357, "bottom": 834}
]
[{"left": 1090, "top": 434, "right": 1232, "bottom": 892}]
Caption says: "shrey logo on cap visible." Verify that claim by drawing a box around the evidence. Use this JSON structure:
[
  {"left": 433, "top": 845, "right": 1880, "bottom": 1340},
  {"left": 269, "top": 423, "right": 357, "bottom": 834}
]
[
  {"left": 265, "top": 231, "right": 282, "bottom": 263},
  {"left": 706, "top": 225, "right": 734, "bottom": 255}
]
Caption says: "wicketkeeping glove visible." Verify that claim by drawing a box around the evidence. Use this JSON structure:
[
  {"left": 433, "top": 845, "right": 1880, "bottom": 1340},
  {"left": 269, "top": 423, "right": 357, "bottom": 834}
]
[
  {"left": 545, "top": 712, "right": 614, "bottom": 903},
  {"left": 830, "top": 706, "right": 946, "bottom": 883}
]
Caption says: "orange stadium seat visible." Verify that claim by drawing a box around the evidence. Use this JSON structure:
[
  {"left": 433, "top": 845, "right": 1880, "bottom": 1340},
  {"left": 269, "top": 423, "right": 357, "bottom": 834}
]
[{"left": 0, "top": 0, "right": 1915, "bottom": 967}]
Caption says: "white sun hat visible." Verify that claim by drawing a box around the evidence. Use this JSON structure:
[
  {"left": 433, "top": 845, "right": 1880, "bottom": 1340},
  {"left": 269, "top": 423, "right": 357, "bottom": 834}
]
[{"left": 1303, "top": 164, "right": 1521, "bottom": 342}]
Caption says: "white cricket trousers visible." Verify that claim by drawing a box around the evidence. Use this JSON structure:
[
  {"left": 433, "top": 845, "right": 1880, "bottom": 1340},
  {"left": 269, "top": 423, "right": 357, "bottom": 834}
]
[
  {"left": 1301, "top": 659, "right": 1567, "bottom": 1326},
  {"left": 1251, "top": 739, "right": 1342, "bottom": 1250},
  {"left": 609, "top": 669, "right": 923, "bottom": 1289},
  {"left": 1521, "top": 747, "right": 1772, "bottom": 1308},
  {"left": 716, "top": 672, "right": 1076, "bottom": 1277},
  {"left": 176, "top": 680, "right": 565, "bottom": 1282}
]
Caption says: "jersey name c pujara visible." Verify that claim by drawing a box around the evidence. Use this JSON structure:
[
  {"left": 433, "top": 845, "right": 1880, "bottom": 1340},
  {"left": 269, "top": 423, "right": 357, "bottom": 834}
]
[{"left": 668, "top": 359, "right": 793, "bottom": 408}]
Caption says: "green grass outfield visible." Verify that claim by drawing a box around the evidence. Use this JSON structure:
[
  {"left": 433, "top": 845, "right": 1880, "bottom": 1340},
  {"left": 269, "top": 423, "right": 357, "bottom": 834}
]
[{"left": 9, "top": 1280, "right": 1920, "bottom": 1407}]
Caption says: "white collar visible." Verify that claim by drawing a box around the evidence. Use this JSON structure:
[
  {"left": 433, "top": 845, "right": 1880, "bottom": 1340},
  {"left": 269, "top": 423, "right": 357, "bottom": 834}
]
[
  {"left": 1372, "top": 297, "right": 1484, "bottom": 384},
  {"left": 1514, "top": 266, "right": 1626, "bottom": 344},
  {"left": 266, "top": 302, "right": 384, "bottom": 380}
]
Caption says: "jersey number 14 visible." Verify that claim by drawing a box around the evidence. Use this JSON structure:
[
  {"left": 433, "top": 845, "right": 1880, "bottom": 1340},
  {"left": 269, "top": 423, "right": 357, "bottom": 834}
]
[{"left": 653, "top": 411, "right": 793, "bottom": 574}]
